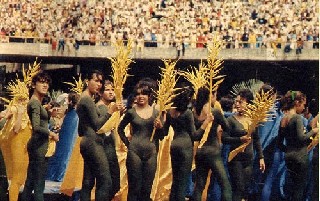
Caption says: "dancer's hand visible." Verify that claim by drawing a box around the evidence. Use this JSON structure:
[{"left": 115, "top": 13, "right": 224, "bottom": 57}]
[
  {"left": 240, "top": 135, "right": 251, "bottom": 143},
  {"left": 259, "top": 158, "right": 266, "bottom": 173}
]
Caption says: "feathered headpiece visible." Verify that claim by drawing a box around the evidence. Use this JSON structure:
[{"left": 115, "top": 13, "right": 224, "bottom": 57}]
[
  {"left": 2, "top": 58, "right": 41, "bottom": 104},
  {"left": 230, "top": 79, "right": 264, "bottom": 98},
  {"left": 63, "top": 74, "right": 84, "bottom": 95}
]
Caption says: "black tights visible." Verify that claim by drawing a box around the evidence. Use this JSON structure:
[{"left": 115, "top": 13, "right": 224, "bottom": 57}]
[
  {"left": 285, "top": 153, "right": 309, "bottom": 201},
  {"left": 126, "top": 147, "right": 157, "bottom": 201},
  {"left": 21, "top": 141, "right": 48, "bottom": 201},
  {"left": 169, "top": 139, "right": 193, "bottom": 201},
  {"left": 193, "top": 148, "right": 232, "bottom": 201},
  {"left": 228, "top": 160, "right": 253, "bottom": 201},
  {"left": 80, "top": 138, "right": 112, "bottom": 201}
]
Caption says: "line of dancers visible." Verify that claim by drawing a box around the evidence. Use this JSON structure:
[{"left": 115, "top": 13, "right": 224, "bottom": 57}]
[{"left": 0, "top": 69, "right": 318, "bottom": 201}]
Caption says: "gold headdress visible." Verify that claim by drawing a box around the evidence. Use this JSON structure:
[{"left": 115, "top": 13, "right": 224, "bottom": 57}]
[
  {"left": 63, "top": 74, "right": 84, "bottom": 95},
  {"left": 2, "top": 58, "right": 41, "bottom": 104},
  {"left": 150, "top": 59, "right": 180, "bottom": 141},
  {"left": 228, "top": 89, "right": 275, "bottom": 162}
]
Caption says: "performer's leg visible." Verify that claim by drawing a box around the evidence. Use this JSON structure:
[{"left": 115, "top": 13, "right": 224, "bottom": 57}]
[
  {"left": 94, "top": 144, "right": 112, "bottom": 201},
  {"left": 210, "top": 155, "right": 232, "bottom": 201},
  {"left": 141, "top": 151, "right": 157, "bottom": 201},
  {"left": 32, "top": 145, "right": 48, "bottom": 201},
  {"left": 228, "top": 160, "right": 245, "bottom": 201},
  {"left": 126, "top": 150, "right": 142, "bottom": 201},
  {"left": 105, "top": 136, "right": 120, "bottom": 198},
  {"left": 192, "top": 149, "right": 210, "bottom": 201},
  {"left": 285, "top": 154, "right": 309, "bottom": 201},
  {"left": 170, "top": 143, "right": 193, "bottom": 201}
]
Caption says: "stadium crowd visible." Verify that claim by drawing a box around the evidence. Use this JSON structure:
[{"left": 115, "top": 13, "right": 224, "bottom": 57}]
[{"left": 0, "top": 0, "right": 319, "bottom": 50}]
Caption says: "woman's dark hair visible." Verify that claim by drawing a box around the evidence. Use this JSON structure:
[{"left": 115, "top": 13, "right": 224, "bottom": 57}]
[
  {"left": 280, "top": 90, "right": 306, "bottom": 111},
  {"left": 99, "top": 79, "right": 114, "bottom": 94},
  {"left": 172, "top": 82, "right": 194, "bottom": 112},
  {"left": 133, "top": 78, "right": 156, "bottom": 105},
  {"left": 259, "top": 83, "right": 276, "bottom": 96},
  {"left": 136, "top": 77, "right": 157, "bottom": 103},
  {"left": 219, "top": 94, "right": 234, "bottom": 112},
  {"left": 194, "top": 87, "right": 210, "bottom": 116},
  {"left": 307, "top": 98, "right": 319, "bottom": 117},
  {"left": 84, "top": 69, "right": 104, "bottom": 102},
  {"left": 238, "top": 88, "right": 254, "bottom": 104},
  {"left": 29, "top": 72, "right": 52, "bottom": 99},
  {"left": 67, "top": 92, "right": 80, "bottom": 112},
  {"left": 31, "top": 72, "right": 52, "bottom": 86}
]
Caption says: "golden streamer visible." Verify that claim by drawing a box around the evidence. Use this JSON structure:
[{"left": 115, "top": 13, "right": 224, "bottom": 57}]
[
  {"left": 228, "top": 89, "right": 275, "bottom": 162},
  {"left": 150, "top": 59, "right": 179, "bottom": 142},
  {"left": 198, "top": 36, "right": 225, "bottom": 148}
]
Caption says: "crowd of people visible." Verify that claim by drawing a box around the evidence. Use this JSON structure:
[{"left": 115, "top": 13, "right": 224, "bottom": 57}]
[
  {"left": 0, "top": 66, "right": 318, "bottom": 201},
  {"left": 0, "top": 0, "right": 319, "bottom": 51}
]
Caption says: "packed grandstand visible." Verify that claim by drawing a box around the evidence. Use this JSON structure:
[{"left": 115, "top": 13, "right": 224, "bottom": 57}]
[{"left": 0, "top": 0, "right": 318, "bottom": 50}]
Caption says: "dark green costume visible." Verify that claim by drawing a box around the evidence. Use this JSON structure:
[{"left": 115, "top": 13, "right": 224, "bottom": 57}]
[
  {"left": 77, "top": 96, "right": 112, "bottom": 201},
  {"left": 0, "top": 118, "right": 8, "bottom": 201},
  {"left": 118, "top": 107, "right": 161, "bottom": 201},
  {"left": 192, "top": 108, "right": 232, "bottom": 201},
  {"left": 163, "top": 109, "right": 204, "bottom": 201},
  {"left": 277, "top": 114, "right": 316, "bottom": 201},
  {"left": 21, "top": 99, "right": 50, "bottom": 201},
  {"left": 224, "top": 115, "right": 264, "bottom": 201},
  {"left": 97, "top": 104, "right": 120, "bottom": 198}
]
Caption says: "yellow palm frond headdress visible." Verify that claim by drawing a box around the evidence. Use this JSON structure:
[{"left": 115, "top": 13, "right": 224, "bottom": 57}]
[
  {"left": 63, "top": 74, "right": 84, "bottom": 95},
  {"left": 3, "top": 58, "right": 41, "bottom": 104}
]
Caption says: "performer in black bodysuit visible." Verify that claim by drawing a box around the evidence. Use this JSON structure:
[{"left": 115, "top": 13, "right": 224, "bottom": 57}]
[
  {"left": 224, "top": 89, "right": 265, "bottom": 201},
  {"left": 192, "top": 87, "right": 232, "bottom": 201},
  {"left": 162, "top": 84, "right": 213, "bottom": 201},
  {"left": 77, "top": 70, "right": 120, "bottom": 201},
  {"left": 277, "top": 91, "right": 318, "bottom": 201},
  {"left": 21, "top": 72, "right": 59, "bottom": 201},
  {"left": 118, "top": 80, "right": 163, "bottom": 201},
  {"left": 96, "top": 80, "right": 124, "bottom": 199}
]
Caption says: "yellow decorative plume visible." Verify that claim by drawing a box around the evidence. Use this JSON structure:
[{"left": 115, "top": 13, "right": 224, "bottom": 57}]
[
  {"left": 4, "top": 58, "right": 41, "bottom": 103},
  {"left": 228, "top": 89, "right": 275, "bottom": 162},
  {"left": 97, "top": 40, "right": 133, "bottom": 134},
  {"left": 307, "top": 121, "right": 319, "bottom": 152},
  {"left": 150, "top": 59, "right": 179, "bottom": 141},
  {"left": 109, "top": 39, "right": 133, "bottom": 103},
  {"left": 198, "top": 36, "right": 225, "bottom": 148},
  {"left": 63, "top": 75, "right": 84, "bottom": 95},
  {"left": 178, "top": 60, "right": 209, "bottom": 98}
]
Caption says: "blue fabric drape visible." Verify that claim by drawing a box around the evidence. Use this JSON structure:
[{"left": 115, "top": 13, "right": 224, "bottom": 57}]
[{"left": 46, "top": 109, "right": 79, "bottom": 182}]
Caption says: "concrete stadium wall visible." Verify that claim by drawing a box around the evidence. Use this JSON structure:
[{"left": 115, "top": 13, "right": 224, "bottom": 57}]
[{"left": 0, "top": 43, "right": 318, "bottom": 62}]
